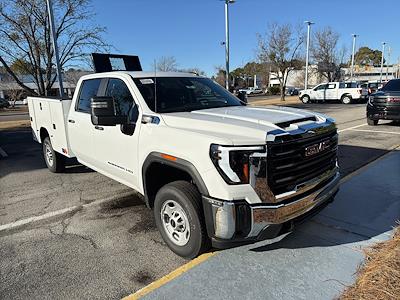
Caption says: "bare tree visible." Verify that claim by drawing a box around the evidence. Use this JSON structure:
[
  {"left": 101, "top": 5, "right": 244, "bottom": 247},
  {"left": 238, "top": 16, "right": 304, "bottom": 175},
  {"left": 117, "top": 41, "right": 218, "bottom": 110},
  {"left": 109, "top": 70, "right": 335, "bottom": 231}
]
[
  {"left": 155, "top": 56, "right": 178, "bottom": 72},
  {"left": 179, "top": 67, "right": 206, "bottom": 76},
  {"left": 311, "top": 27, "right": 345, "bottom": 82},
  {"left": 212, "top": 66, "right": 226, "bottom": 87},
  {"left": 0, "top": 0, "right": 108, "bottom": 96},
  {"left": 257, "top": 23, "right": 304, "bottom": 100}
]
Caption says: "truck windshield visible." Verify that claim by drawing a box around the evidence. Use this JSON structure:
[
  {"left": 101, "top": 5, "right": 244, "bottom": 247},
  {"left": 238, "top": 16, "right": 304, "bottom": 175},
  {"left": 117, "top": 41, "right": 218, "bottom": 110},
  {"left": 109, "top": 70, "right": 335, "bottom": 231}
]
[{"left": 132, "top": 77, "right": 242, "bottom": 113}]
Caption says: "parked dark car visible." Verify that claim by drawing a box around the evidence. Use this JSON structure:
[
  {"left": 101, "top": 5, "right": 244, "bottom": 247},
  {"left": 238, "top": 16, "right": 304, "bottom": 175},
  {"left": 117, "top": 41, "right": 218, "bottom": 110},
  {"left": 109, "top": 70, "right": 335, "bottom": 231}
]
[
  {"left": 0, "top": 98, "right": 10, "bottom": 109},
  {"left": 367, "top": 79, "right": 400, "bottom": 125},
  {"left": 361, "top": 81, "right": 383, "bottom": 95}
]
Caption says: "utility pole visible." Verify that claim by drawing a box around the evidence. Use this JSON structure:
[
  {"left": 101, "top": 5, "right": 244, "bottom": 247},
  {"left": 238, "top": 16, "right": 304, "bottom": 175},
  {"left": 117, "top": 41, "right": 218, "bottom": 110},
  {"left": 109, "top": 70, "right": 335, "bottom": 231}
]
[
  {"left": 224, "top": 0, "right": 235, "bottom": 90},
  {"left": 380, "top": 42, "right": 386, "bottom": 83},
  {"left": 350, "top": 34, "right": 358, "bottom": 80},
  {"left": 46, "top": 0, "right": 64, "bottom": 98},
  {"left": 304, "top": 21, "right": 314, "bottom": 90},
  {"left": 386, "top": 46, "right": 391, "bottom": 81}
]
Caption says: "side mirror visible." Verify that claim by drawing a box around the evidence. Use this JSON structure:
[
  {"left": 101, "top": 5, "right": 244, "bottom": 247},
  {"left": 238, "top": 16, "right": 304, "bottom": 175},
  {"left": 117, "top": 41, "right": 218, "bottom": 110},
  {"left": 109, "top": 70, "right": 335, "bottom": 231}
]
[
  {"left": 237, "top": 91, "right": 248, "bottom": 105},
  {"left": 90, "top": 96, "right": 127, "bottom": 126}
]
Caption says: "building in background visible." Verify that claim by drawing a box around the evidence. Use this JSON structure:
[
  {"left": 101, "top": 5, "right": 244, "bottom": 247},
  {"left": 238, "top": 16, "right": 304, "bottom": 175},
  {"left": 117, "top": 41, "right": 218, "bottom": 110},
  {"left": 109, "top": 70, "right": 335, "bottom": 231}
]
[
  {"left": 343, "top": 65, "right": 399, "bottom": 82},
  {"left": 0, "top": 70, "right": 91, "bottom": 100}
]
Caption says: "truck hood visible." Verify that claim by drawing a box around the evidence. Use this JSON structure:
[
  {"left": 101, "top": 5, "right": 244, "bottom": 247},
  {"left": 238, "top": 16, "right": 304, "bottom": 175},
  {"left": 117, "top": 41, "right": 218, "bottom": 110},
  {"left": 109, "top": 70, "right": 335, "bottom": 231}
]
[{"left": 161, "top": 106, "right": 328, "bottom": 145}]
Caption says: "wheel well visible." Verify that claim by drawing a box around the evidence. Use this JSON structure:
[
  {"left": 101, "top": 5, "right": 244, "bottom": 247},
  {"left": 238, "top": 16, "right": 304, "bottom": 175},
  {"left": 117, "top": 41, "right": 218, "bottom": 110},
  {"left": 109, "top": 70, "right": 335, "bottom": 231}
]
[
  {"left": 40, "top": 127, "right": 49, "bottom": 143},
  {"left": 341, "top": 93, "right": 351, "bottom": 99},
  {"left": 144, "top": 162, "right": 194, "bottom": 208},
  {"left": 301, "top": 94, "right": 309, "bottom": 99}
]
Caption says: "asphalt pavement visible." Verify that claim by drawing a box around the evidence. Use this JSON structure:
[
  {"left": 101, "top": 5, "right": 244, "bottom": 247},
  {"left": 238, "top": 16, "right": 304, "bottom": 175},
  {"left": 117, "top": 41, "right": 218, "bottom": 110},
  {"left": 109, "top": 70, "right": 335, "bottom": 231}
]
[
  {"left": 0, "top": 102, "right": 399, "bottom": 299},
  {"left": 142, "top": 150, "right": 400, "bottom": 300}
]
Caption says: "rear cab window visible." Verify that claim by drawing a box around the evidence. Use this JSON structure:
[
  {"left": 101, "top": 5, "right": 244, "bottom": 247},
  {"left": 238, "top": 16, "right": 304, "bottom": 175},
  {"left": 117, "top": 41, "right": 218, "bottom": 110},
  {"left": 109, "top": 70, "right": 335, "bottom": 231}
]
[
  {"left": 76, "top": 79, "right": 102, "bottom": 113},
  {"left": 327, "top": 83, "right": 336, "bottom": 89}
]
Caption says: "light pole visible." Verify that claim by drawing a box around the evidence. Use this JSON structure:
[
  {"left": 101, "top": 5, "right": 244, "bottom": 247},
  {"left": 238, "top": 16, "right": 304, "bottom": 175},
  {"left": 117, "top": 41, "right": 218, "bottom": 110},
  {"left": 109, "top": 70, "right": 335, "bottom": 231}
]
[
  {"left": 224, "top": 0, "right": 235, "bottom": 90},
  {"left": 304, "top": 21, "right": 314, "bottom": 90},
  {"left": 46, "top": 0, "right": 64, "bottom": 98},
  {"left": 386, "top": 46, "right": 391, "bottom": 81},
  {"left": 350, "top": 34, "right": 358, "bottom": 80},
  {"left": 380, "top": 42, "right": 386, "bottom": 83}
]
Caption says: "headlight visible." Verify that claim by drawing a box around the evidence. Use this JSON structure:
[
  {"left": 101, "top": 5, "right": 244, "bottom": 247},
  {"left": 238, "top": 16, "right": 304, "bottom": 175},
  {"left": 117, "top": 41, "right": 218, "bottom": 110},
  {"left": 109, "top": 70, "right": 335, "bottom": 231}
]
[
  {"left": 368, "top": 96, "right": 374, "bottom": 105},
  {"left": 210, "top": 144, "right": 265, "bottom": 184}
]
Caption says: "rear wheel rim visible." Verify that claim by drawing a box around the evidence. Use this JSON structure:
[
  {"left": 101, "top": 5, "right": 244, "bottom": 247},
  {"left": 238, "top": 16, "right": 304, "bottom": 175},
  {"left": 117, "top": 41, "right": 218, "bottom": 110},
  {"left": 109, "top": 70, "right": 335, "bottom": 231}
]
[
  {"left": 343, "top": 96, "right": 351, "bottom": 104},
  {"left": 161, "top": 200, "right": 190, "bottom": 246},
  {"left": 45, "top": 143, "right": 53, "bottom": 167}
]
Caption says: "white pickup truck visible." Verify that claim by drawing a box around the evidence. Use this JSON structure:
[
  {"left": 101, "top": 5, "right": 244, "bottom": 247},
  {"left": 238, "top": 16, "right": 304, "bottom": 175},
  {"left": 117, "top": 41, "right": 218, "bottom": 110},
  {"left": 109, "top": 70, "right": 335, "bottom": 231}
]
[
  {"left": 27, "top": 56, "right": 340, "bottom": 258},
  {"left": 299, "top": 82, "right": 367, "bottom": 104}
]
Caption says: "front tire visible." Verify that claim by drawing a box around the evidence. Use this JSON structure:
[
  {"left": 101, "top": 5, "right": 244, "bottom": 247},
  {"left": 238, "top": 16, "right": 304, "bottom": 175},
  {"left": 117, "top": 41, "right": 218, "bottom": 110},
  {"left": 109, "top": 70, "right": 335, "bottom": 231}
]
[
  {"left": 301, "top": 95, "right": 310, "bottom": 104},
  {"left": 154, "top": 180, "right": 210, "bottom": 259},
  {"left": 341, "top": 95, "right": 352, "bottom": 104},
  {"left": 367, "top": 118, "right": 378, "bottom": 126},
  {"left": 43, "top": 137, "right": 65, "bottom": 173}
]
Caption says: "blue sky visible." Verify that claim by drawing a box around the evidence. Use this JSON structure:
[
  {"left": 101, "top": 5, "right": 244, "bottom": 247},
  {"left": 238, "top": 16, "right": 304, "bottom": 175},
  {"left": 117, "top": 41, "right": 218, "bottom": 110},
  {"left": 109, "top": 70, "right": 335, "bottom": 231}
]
[{"left": 93, "top": 0, "right": 399, "bottom": 76}]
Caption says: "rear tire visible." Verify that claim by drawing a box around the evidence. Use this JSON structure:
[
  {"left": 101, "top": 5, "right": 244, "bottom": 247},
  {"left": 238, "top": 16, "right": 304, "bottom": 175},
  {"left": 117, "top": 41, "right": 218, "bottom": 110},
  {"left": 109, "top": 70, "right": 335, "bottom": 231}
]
[
  {"left": 154, "top": 180, "right": 210, "bottom": 259},
  {"left": 301, "top": 95, "right": 310, "bottom": 104},
  {"left": 43, "top": 137, "right": 65, "bottom": 173},
  {"left": 367, "top": 118, "right": 378, "bottom": 126},
  {"left": 341, "top": 95, "right": 352, "bottom": 104}
]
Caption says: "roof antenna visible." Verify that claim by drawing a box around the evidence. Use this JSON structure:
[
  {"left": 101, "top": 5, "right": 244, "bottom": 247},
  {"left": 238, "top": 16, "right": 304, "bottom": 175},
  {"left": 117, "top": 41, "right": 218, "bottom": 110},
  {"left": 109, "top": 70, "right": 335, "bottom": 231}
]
[{"left": 154, "top": 59, "right": 157, "bottom": 113}]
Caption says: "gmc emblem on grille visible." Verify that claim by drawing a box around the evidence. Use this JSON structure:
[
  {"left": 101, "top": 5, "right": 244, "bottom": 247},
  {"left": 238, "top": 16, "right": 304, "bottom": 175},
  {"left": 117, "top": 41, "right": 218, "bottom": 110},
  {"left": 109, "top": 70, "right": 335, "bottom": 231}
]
[{"left": 304, "top": 140, "right": 330, "bottom": 157}]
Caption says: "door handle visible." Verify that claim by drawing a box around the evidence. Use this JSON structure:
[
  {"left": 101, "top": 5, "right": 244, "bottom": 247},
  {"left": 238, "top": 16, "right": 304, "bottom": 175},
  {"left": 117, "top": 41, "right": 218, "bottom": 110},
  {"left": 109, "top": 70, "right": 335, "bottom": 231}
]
[
  {"left": 95, "top": 125, "right": 104, "bottom": 131},
  {"left": 68, "top": 119, "right": 75, "bottom": 123}
]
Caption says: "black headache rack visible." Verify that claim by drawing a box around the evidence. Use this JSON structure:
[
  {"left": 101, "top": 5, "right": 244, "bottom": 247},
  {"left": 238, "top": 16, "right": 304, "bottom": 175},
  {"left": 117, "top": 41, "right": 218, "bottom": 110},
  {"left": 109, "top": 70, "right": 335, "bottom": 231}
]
[{"left": 91, "top": 53, "right": 142, "bottom": 73}]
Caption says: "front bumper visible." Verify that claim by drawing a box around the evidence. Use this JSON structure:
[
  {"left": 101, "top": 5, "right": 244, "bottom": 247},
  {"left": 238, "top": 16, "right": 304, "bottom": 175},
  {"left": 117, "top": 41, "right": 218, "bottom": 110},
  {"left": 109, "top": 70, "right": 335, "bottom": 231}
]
[
  {"left": 202, "top": 171, "right": 340, "bottom": 248},
  {"left": 367, "top": 104, "right": 400, "bottom": 121}
]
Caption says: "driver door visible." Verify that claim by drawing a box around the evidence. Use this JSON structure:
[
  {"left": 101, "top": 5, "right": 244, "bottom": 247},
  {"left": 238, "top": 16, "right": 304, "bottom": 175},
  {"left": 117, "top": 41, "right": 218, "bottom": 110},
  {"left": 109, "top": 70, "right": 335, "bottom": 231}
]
[
  {"left": 312, "top": 84, "right": 327, "bottom": 100},
  {"left": 91, "top": 76, "right": 141, "bottom": 189}
]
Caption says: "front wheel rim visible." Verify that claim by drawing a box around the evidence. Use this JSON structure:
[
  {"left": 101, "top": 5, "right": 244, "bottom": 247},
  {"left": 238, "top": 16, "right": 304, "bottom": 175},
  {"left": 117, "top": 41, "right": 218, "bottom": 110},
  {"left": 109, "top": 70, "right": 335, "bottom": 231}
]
[
  {"left": 45, "top": 143, "right": 53, "bottom": 166},
  {"left": 161, "top": 200, "right": 190, "bottom": 246}
]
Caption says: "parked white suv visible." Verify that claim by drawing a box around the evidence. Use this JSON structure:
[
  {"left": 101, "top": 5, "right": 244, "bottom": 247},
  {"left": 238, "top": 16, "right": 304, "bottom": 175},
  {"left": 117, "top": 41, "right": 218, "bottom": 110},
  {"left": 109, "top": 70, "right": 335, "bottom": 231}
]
[
  {"left": 238, "top": 87, "right": 263, "bottom": 95},
  {"left": 299, "top": 82, "right": 367, "bottom": 104},
  {"left": 27, "top": 59, "right": 340, "bottom": 258}
]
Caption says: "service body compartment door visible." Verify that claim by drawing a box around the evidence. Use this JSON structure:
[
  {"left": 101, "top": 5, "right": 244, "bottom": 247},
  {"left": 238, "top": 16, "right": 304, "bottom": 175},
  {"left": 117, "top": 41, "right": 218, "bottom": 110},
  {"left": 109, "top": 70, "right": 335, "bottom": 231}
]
[
  {"left": 48, "top": 100, "right": 73, "bottom": 157},
  {"left": 27, "top": 97, "right": 39, "bottom": 141}
]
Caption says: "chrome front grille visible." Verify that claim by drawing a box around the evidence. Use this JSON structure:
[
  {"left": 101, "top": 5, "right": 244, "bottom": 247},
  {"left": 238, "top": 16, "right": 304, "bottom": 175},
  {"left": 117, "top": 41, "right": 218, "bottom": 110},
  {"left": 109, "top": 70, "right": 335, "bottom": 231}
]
[{"left": 266, "top": 128, "right": 338, "bottom": 196}]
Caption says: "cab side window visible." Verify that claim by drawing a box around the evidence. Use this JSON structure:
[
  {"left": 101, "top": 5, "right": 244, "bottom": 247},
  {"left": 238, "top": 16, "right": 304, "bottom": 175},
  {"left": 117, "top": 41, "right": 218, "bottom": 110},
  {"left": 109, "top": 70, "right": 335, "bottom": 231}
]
[
  {"left": 105, "top": 78, "right": 139, "bottom": 123},
  {"left": 327, "top": 83, "right": 336, "bottom": 89},
  {"left": 76, "top": 79, "right": 102, "bottom": 113}
]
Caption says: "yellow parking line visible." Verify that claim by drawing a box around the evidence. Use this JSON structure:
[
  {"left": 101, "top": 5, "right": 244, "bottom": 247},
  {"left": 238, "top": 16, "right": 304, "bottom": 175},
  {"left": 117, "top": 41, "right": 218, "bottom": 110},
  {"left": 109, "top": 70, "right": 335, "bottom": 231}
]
[{"left": 122, "top": 252, "right": 216, "bottom": 300}]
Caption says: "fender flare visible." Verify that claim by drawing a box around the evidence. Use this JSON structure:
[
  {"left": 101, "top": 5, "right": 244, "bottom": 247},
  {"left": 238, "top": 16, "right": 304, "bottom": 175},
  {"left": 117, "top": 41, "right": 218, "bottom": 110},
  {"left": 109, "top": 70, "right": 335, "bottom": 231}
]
[{"left": 142, "top": 152, "right": 209, "bottom": 206}]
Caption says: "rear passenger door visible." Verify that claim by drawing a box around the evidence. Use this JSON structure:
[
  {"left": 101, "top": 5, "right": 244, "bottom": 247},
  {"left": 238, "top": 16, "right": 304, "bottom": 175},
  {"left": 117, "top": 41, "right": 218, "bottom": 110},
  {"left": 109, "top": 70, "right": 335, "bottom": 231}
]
[
  {"left": 68, "top": 78, "right": 104, "bottom": 166},
  {"left": 325, "top": 83, "right": 337, "bottom": 100}
]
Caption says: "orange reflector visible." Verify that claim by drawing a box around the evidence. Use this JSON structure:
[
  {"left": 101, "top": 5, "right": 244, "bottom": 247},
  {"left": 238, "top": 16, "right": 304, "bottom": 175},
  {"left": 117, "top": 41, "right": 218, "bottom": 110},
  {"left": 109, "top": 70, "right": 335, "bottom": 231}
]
[
  {"left": 161, "top": 153, "right": 177, "bottom": 161},
  {"left": 243, "top": 163, "right": 249, "bottom": 183}
]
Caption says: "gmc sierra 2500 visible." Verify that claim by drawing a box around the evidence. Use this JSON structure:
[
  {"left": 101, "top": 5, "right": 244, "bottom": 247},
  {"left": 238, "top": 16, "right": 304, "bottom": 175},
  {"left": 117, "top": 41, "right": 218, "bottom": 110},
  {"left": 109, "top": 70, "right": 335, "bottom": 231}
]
[{"left": 27, "top": 54, "right": 340, "bottom": 258}]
